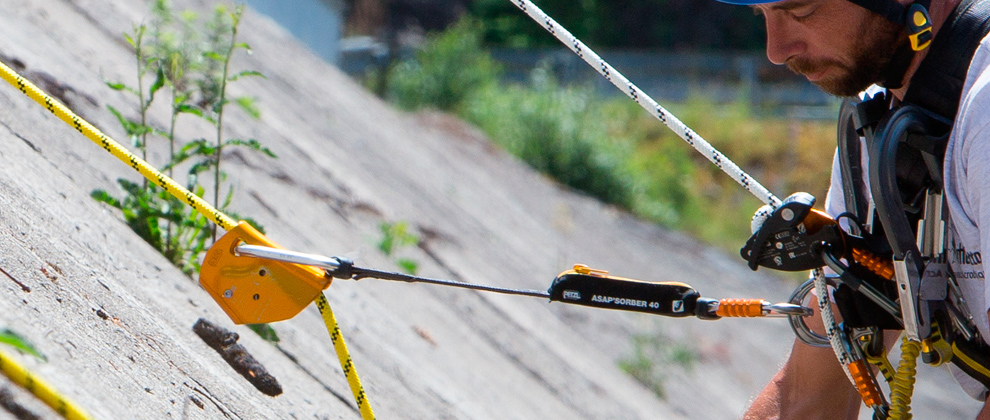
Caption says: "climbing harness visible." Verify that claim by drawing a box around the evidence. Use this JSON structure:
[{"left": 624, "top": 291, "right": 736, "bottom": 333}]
[{"left": 714, "top": 0, "right": 990, "bottom": 415}]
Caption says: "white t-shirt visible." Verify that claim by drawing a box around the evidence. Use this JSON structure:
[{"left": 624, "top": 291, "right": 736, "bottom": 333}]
[
  {"left": 943, "top": 31, "right": 990, "bottom": 399},
  {"left": 823, "top": 33, "right": 990, "bottom": 398}
]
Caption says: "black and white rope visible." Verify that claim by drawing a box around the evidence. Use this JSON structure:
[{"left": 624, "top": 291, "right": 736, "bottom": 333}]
[
  {"left": 812, "top": 267, "right": 857, "bottom": 386},
  {"left": 509, "top": 0, "right": 782, "bottom": 208}
]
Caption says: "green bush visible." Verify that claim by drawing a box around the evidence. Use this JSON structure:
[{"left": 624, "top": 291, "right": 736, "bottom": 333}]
[
  {"left": 386, "top": 19, "right": 501, "bottom": 113},
  {"left": 463, "top": 68, "right": 635, "bottom": 208}
]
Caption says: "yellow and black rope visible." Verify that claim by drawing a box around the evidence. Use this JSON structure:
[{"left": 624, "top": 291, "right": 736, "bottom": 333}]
[{"left": 0, "top": 348, "right": 93, "bottom": 420}]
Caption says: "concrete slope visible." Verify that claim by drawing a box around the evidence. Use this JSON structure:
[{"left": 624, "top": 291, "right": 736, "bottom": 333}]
[{"left": 0, "top": 0, "right": 980, "bottom": 419}]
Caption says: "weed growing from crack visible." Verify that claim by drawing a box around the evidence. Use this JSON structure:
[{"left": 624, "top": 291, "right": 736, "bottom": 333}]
[
  {"left": 618, "top": 330, "right": 697, "bottom": 399},
  {"left": 92, "top": 1, "right": 280, "bottom": 342},
  {"left": 93, "top": 0, "right": 274, "bottom": 277},
  {"left": 377, "top": 221, "right": 420, "bottom": 274}
]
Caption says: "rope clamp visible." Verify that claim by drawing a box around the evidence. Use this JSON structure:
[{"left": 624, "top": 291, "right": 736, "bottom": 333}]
[{"left": 201, "top": 222, "right": 331, "bottom": 324}]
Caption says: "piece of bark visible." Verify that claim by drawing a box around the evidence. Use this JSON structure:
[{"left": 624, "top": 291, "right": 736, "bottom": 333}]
[{"left": 192, "top": 318, "right": 282, "bottom": 397}]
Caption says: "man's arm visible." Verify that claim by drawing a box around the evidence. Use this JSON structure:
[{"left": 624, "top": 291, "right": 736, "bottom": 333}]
[{"left": 744, "top": 303, "right": 862, "bottom": 420}]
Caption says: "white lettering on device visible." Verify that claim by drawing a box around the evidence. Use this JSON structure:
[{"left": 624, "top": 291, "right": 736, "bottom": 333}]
[{"left": 590, "top": 294, "right": 649, "bottom": 308}]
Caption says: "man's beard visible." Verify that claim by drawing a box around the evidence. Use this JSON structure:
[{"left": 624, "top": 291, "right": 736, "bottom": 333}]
[{"left": 786, "top": 16, "right": 908, "bottom": 96}]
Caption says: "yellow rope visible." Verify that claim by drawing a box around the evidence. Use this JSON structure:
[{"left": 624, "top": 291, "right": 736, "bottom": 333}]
[
  {"left": 0, "top": 348, "right": 93, "bottom": 420},
  {"left": 0, "top": 60, "right": 374, "bottom": 418},
  {"left": 317, "top": 294, "right": 376, "bottom": 419},
  {"left": 0, "top": 61, "right": 236, "bottom": 231},
  {"left": 888, "top": 337, "right": 921, "bottom": 420}
]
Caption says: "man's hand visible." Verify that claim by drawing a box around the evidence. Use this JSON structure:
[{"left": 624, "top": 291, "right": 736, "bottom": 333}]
[{"left": 744, "top": 302, "right": 861, "bottom": 420}]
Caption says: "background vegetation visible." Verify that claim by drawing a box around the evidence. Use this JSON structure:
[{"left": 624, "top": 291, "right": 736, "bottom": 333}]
[{"left": 376, "top": 19, "right": 835, "bottom": 249}]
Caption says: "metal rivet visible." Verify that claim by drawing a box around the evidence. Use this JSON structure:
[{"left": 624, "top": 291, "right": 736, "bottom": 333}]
[
  {"left": 253, "top": 294, "right": 260, "bottom": 301},
  {"left": 223, "top": 289, "right": 233, "bottom": 298},
  {"left": 781, "top": 208, "right": 795, "bottom": 221},
  {"left": 259, "top": 269, "right": 267, "bottom": 277}
]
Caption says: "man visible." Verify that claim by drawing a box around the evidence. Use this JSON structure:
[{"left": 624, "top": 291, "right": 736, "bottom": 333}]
[{"left": 716, "top": 0, "right": 990, "bottom": 417}]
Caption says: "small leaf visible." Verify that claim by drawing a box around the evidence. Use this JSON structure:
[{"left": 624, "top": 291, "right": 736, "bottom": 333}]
[
  {"left": 203, "top": 51, "right": 224, "bottom": 61},
  {"left": 235, "top": 42, "right": 253, "bottom": 54},
  {"left": 222, "top": 184, "right": 235, "bottom": 209},
  {"left": 90, "top": 189, "right": 123, "bottom": 209},
  {"left": 147, "top": 65, "right": 166, "bottom": 107},
  {"left": 0, "top": 329, "right": 46, "bottom": 361},
  {"left": 106, "top": 105, "right": 141, "bottom": 137},
  {"left": 223, "top": 138, "right": 276, "bottom": 158},
  {"left": 233, "top": 96, "right": 261, "bottom": 120},
  {"left": 228, "top": 70, "right": 264, "bottom": 82},
  {"left": 397, "top": 258, "right": 418, "bottom": 275},
  {"left": 103, "top": 81, "right": 128, "bottom": 90},
  {"left": 247, "top": 324, "right": 280, "bottom": 343},
  {"left": 176, "top": 104, "right": 205, "bottom": 118},
  {"left": 188, "top": 160, "right": 215, "bottom": 176}
]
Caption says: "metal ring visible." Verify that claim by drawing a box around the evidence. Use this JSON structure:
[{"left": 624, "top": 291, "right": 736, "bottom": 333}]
[{"left": 788, "top": 278, "right": 830, "bottom": 347}]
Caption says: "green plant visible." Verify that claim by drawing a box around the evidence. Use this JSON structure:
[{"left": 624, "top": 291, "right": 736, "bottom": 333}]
[
  {"left": 385, "top": 18, "right": 501, "bottom": 113},
  {"left": 93, "top": 1, "right": 274, "bottom": 276},
  {"left": 377, "top": 221, "right": 420, "bottom": 275},
  {"left": 0, "top": 329, "right": 45, "bottom": 361},
  {"left": 188, "top": 4, "right": 269, "bottom": 240},
  {"left": 464, "top": 67, "right": 636, "bottom": 208},
  {"left": 98, "top": 16, "right": 205, "bottom": 274},
  {"left": 382, "top": 20, "right": 636, "bottom": 209},
  {"left": 618, "top": 330, "right": 697, "bottom": 399}
]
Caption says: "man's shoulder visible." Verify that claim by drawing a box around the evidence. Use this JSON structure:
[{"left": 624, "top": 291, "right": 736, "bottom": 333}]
[
  {"left": 958, "top": 34, "right": 990, "bottom": 123},
  {"left": 970, "top": 33, "right": 990, "bottom": 71}
]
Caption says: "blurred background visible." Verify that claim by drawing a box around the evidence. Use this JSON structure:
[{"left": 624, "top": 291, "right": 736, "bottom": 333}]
[{"left": 245, "top": 0, "right": 840, "bottom": 251}]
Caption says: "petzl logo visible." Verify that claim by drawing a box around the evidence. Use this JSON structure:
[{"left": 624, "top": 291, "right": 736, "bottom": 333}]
[
  {"left": 672, "top": 300, "right": 684, "bottom": 313},
  {"left": 562, "top": 290, "right": 581, "bottom": 300}
]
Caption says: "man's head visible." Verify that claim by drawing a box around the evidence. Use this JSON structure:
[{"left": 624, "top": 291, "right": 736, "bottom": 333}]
[{"left": 722, "top": 0, "right": 919, "bottom": 96}]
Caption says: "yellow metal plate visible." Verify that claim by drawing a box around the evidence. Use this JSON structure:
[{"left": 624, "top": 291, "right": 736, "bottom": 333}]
[{"left": 200, "top": 222, "right": 331, "bottom": 324}]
